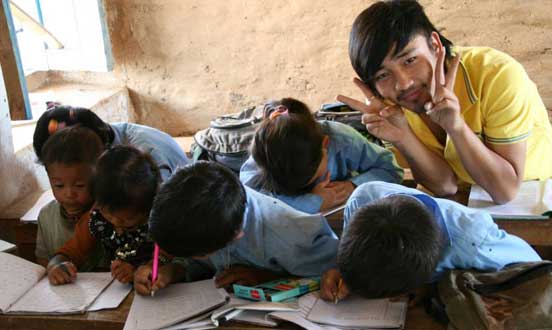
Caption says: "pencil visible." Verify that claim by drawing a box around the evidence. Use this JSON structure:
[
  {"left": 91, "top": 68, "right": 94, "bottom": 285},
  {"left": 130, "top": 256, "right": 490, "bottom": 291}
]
[
  {"left": 151, "top": 243, "right": 160, "bottom": 297},
  {"left": 334, "top": 278, "right": 343, "bottom": 304}
]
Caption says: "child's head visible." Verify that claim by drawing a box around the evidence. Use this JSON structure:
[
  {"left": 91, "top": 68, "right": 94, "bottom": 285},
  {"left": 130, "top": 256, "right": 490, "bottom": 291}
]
[
  {"left": 93, "top": 145, "right": 160, "bottom": 234},
  {"left": 251, "top": 98, "right": 328, "bottom": 195},
  {"left": 149, "top": 161, "right": 246, "bottom": 258},
  {"left": 34, "top": 105, "right": 113, "bottom": 163},
  {"left": 41, "top": 126, "right": 105, "bottom": 218},
  {"left": 338, "top": 195, "right": 445, "bottom": 298}
]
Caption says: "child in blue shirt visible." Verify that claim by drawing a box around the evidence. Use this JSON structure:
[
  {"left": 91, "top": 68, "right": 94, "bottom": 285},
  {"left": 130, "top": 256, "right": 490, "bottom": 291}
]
[
  {"left": 240, "top": 98, "right": 403, "bottom": 214},
  {"left": 34, "top": 105, "right": 189, "bottom": 181},
  {"left": 320, "top": 181, "right": 541, "bottom": 301},
  {"left": 133, "top": 161, "right": 339, "bottom": 295}
]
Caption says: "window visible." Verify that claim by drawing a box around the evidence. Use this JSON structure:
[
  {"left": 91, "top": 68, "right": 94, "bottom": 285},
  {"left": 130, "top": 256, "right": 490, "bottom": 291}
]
[{"left": 11, "top": 0, "right": 113, "bottom": 74}]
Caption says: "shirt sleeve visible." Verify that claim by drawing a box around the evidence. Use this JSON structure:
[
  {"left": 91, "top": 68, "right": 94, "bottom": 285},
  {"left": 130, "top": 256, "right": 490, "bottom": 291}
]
[
  {"left": 481, "top": 59, "right": 535, "bottom": 144},
  {"left": 344, "top": 131, "right": 404, "bottom": 187},
  {"left": 239, "top": 156, "right": 263, "bottom": 188},
  {"left": 263, "top": 213, "right": 339, "bottom": 277},
  {"left": 55, "top": 213, "right": 97, "bottom": 268},
  {"left": 471, "top": 223, "right": 542, "bottom": 271},
  {"left": 35, "top": 211, "right": 49, "bottom": 260}
]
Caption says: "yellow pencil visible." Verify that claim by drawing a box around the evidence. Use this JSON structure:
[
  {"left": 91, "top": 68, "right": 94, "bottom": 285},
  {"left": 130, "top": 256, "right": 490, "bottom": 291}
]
[{"left": 334, "top": 278, "right": 343, "bottom": 304}]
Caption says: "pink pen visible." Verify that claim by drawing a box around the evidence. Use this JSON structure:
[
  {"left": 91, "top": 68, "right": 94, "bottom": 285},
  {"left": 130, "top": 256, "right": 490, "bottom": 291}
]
[{"left": 151, "top": 243, "right": 159, "bottom": 297}]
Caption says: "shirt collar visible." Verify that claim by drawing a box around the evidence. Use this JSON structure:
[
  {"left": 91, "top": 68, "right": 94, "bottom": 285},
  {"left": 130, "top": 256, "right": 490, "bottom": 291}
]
[{"left": 405, "top": 193, "right": 452, "bottom": 248}]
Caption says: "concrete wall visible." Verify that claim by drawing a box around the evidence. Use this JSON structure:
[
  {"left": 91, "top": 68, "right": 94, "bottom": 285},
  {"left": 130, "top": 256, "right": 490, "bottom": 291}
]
[{"left": 103, "top": 0, "right": 552, "bottom": 135}]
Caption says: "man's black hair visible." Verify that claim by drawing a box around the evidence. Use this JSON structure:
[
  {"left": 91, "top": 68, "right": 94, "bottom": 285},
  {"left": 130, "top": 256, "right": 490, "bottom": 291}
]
[
  {"left": 252, "top": 98, "right": 324, "bottom": 195},
  {"left": 349, "top": 0, "right": 453, "bottom": 95},
  {"left": 149, "top": 161, "right": 247, "bottom": 257},
  {"left": 34, "top": 105, "right": 114, "bottom": 163},
  {"left": 41, "top": 126, "right": 104, "bottom": 168},
  {"left": 338, "top": 194, "right": 445, "bottom": 298},
  {"left": 93, "top": 145, "right": 160, "bottom": 214}
]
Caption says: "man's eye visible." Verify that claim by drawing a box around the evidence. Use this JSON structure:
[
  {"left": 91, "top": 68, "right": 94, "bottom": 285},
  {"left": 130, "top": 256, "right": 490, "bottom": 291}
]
[
  {"left": 53, "top": 184, "right": 64, "bottom": 189},
  {"left": 374, "top": 72, "right": 388, "bottom": 81},
  {"left": 405, "top": 56, "right": 417, "bottom": 64}
]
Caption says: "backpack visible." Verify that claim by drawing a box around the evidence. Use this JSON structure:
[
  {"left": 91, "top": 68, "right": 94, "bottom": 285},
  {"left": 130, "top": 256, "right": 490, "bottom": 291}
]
[
  {"left": 314, "top": 102, "right": 384, "bottom": 147},
  {"left": 192, "top": 106, "right": 264, "bottom": 172},
  {"left": 428, "top": 261, "right": 552, "bottom": 330}
]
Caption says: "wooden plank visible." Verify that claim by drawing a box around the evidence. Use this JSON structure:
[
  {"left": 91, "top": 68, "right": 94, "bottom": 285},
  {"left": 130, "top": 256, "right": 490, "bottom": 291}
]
[{"left": 0, "top": 0, "right": 29, "bottom": 120}]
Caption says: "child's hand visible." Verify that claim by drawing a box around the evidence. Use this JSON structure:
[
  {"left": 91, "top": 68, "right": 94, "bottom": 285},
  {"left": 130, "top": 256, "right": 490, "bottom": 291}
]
[
  {"left": 111, "top": 259, "right": 135, "bottom": 284},
  {"left": 312, "top": 172, "right": 350, "bottom": 211},
  {"left": 320, "top": 268, "right": 349, "bottom": 302},
  {"left": 133, "top": 263, "right": 174, "bottom": 296},
  {"left": 47, "top": 261, "right": 77, "bottom": 285},
  {"left": 215, "top": 265, "right": 281, "bottom": 289},
  {"left": 327, "top": 181, "right": 355, "bottom": 201}
]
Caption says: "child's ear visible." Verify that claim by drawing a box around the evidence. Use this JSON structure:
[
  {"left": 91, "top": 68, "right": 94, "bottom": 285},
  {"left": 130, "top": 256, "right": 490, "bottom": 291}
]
[{"left": 322, "top": 135, "right": 330, "bottom": 148}]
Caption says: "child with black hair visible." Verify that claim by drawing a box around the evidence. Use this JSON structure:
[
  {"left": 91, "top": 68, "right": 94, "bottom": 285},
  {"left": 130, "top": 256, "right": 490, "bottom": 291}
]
[
  {"left": 319, "top": 181, "right": 541, "bottom": 301},
  {"left": 33, "top": 105, "right": 190, "bottom": 181},
  {"left": 46, "top": 146, "right": 161, "bottom": 285},
  {"left": 35, "top": 126, "right": 105, "bottom": 269},
  {"left": 240, "top": 98, "right": 403, "bottom": 214},
  {"left": 133, "top": 161, "right": 339, "bottom": 296}
]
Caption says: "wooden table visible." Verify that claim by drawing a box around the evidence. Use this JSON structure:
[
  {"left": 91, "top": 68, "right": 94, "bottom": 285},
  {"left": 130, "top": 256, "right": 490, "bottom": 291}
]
[{"left": 0, "top": 292, "right": 445, "bottom": 330}]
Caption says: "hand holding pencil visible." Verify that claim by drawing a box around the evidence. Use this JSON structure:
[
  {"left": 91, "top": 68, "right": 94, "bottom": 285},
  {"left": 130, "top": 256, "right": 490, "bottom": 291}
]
[{"left": 320, "top": 268, "right": 349, "bottom": 303}]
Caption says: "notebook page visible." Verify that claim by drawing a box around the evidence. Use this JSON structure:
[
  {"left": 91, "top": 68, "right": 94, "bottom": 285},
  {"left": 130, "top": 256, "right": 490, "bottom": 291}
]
[
  {"left": 0, "top": 252, "right": 45, "bottom": 312},
  {"left": 307, "top": 295, "right": 407, "bottom": 328},
  {"left": 540, "top": 179, "right": 552, "bottom": 212},
  {"left": 129, "top": 279, "right": 228, "bottom": 330},
  {"left": 270, "top": 293, "right": 340, "bottom": 330},
  {"left": 88, "top": 281, "right": 132, "bottom": 311},
  {"left": 468, "top": 181, "right": 546, "bottom": 217},
  {"left": 8, "top": 272, "right": 113, "bottom": 314}
]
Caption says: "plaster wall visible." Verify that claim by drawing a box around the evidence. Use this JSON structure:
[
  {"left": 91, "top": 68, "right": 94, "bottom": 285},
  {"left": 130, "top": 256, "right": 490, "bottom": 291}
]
[{"left": 104, "top": 0, "right": 552, "bottom": 135}]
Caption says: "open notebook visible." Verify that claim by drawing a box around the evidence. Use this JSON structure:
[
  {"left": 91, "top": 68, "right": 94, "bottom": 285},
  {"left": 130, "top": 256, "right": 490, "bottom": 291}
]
[
  {"left": 124, "top": 281, "right": 298, "bottom": 330},
  {"left": 0, "top": 252, "right": 131, "bottom": 314},
  {"left": 271, "top": 292, "right": 407, "bottom": 330},
  {"left": 468, "top": 179, "right": 552, "bottom": 219}
]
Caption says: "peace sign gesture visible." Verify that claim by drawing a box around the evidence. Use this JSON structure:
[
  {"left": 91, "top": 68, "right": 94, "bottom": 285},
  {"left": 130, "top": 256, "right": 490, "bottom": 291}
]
[
  {"left": 424, "top": 41, "right": 462, "bottom": 133},
  {"left": 337, "top": 78, "right": 410, "bottom": 144}
]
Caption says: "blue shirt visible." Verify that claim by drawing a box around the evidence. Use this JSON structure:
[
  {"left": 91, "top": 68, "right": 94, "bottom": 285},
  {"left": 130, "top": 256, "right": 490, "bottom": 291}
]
[
  {"left": 239, "top": 121, "right": 404, "bottom": 214},
  {"left": 344, "top": 182, "right": 541, "bottom": 279},
  {"left": 111, "top": 123, "right": 190, "bottom": 181},
  {"left": 178, "top": 187, "right": 339, "bottom": 280}
]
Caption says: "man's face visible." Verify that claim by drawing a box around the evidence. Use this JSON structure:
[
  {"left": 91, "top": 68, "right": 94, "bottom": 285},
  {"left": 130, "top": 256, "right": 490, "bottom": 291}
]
[{"left": 372, "top": 32, "right": 440, "bottom": 113}]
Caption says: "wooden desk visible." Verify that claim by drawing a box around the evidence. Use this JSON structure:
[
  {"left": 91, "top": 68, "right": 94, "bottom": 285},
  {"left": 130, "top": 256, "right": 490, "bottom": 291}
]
[{"left": 0, "top": 292, "right": 445, "bottom": 330}]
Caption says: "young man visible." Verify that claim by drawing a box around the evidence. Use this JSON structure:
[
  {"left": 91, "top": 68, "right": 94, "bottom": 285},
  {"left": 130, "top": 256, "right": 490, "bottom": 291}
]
[
  {"left": 320, "top": 181, "right": 541, "bottom": 300},
  {"left": 338, "top": 1, "right": 552, "bottom": 204},
  {"left": 133, "top": 161, "right": 338, "bottom": 295}
]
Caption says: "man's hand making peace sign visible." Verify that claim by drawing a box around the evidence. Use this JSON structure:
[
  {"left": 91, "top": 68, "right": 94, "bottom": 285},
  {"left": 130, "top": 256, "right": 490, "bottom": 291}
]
[{"left": 424, "top": 42, "right": 462, "bottom": 133}]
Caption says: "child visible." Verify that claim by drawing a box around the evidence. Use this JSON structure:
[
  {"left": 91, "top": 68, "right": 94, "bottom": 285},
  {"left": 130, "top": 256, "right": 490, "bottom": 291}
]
[
  {"left": 46, "top": 146, "right": 160, "bottom": 285},
  {"left": 320, "top": 181, "right": 542, "bottom": 301},
  {"left": 133, "top": 161, "right": 339, "bottom": 296},
  {"left": 240, "top": 98, "right": 403, "bottom": 214},
  {"left": 35, "top": 126, "right": 105, "bottom": 269},
  {"left": 33, "top": 105, "right": 190, "bottom": 181}
]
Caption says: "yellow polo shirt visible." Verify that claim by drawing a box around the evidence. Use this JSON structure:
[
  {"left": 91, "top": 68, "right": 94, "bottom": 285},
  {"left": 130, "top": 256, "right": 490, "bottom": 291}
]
[{"left": 404, "top": 46, "right": 552, "bottom": 184}]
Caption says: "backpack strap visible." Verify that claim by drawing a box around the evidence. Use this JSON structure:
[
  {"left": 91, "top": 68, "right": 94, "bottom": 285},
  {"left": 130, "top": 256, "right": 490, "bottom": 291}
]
[{"left": 472, "top": 261, "right": 552, "bottom": 295}]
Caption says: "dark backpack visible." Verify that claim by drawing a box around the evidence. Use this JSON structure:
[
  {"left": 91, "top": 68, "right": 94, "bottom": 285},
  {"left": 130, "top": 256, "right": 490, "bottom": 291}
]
[
  {"left": 191, "top": 106, "right": 263, "bottom": 172},
  {"left": 429, "top": 261, "right": 552, "bottom": 330},
  {"left": 314, "top": 102, "right": 384, "bottom": 147}
]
